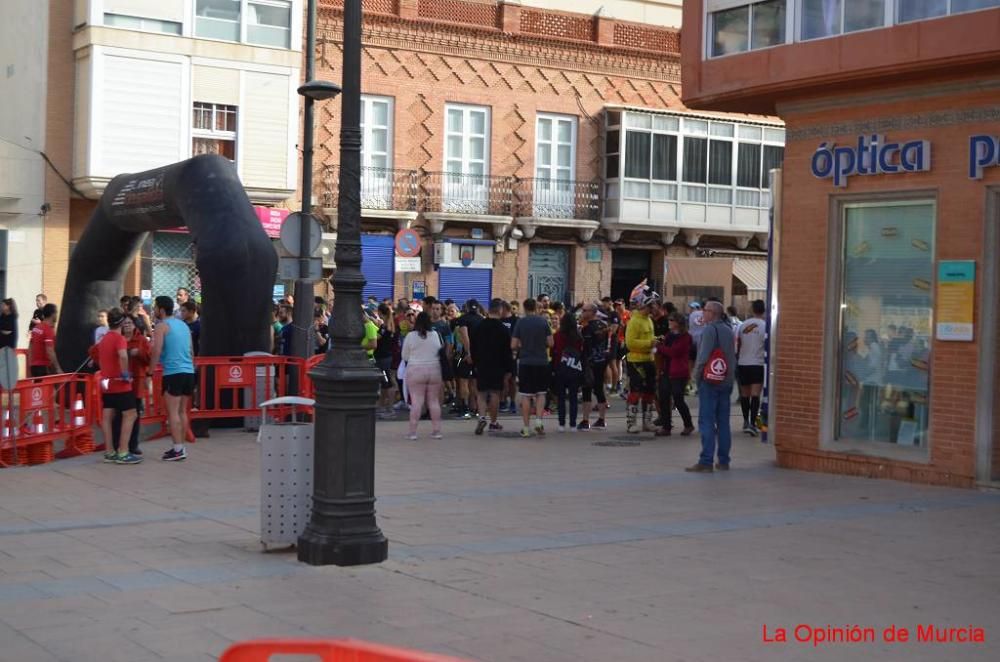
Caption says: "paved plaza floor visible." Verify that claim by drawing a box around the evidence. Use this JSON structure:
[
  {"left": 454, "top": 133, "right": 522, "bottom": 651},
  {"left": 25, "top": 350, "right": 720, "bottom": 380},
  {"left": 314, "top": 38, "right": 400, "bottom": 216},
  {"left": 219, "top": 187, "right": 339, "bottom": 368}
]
[{"left": 1, "top": 404, "right": 999, "bottom": 661}]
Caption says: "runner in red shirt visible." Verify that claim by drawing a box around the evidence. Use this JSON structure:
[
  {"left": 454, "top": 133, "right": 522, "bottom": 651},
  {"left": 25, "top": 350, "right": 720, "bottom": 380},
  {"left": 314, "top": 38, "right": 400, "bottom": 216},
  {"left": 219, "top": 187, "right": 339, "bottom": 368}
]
[
  {"left": 95, "top": 310, "right": 141, "bottom": 464},
  {"left": 28, "top": 303, "right": 62, "bottom": 377}
]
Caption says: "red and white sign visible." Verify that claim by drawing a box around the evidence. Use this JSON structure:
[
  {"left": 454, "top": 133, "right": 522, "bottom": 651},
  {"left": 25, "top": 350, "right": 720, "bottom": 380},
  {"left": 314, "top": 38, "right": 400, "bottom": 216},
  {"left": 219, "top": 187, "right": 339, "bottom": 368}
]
[
  {"left": 29, "top": 387, "right": 45, "bottom": 409},
  {"left": 255, "top": 207, "right": 290, "bottom": 239},
  {"left": 395, "top": 228, "right": 421, "bottom": 257},
  {"left": 217, "top": 364, "right": 252, "bottom": 387},
  {"left": 160, "top": 207, "right": 289, "bottom": 238}
]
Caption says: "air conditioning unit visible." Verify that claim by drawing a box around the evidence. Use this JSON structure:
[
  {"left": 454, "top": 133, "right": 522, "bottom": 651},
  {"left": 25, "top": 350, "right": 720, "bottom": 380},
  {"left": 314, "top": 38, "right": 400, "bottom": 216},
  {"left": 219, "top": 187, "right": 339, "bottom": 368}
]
[{"left": 320, "top": 233, "right": 337, "bottom": 269}]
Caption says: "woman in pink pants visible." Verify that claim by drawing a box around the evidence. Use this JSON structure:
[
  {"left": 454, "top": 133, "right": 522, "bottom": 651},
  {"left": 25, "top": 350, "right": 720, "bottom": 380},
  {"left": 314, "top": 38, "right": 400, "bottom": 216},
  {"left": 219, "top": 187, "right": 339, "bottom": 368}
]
[{"left": 400, "top": 311, "right": 443, "bottom": 440}]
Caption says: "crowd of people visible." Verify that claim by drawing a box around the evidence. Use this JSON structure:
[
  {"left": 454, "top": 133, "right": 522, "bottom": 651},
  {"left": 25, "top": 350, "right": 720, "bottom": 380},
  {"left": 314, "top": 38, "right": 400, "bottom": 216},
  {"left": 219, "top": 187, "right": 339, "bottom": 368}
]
[
  {"left": 6, "top": 281, "right": 769, "bottom": 472},
  {"left": 347, "top": 283, "right": 768, "bottom": 472},
  {"left": 5, "top": 289, "right": 199, "bottom": 465}
]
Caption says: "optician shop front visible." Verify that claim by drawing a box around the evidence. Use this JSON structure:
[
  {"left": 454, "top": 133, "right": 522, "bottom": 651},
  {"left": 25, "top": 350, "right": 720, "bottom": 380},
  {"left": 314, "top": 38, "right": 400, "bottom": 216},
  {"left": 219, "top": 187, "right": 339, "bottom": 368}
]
[{"left": 771, "top": 88, "right": 1000, "bottom": 487}]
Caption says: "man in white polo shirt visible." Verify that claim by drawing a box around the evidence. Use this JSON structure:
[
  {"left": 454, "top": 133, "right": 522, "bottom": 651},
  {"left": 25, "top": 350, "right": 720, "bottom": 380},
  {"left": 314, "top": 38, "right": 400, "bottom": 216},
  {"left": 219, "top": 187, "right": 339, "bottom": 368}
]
[{"left": 737, "top": 299, "right": 767, "bottom": 437}]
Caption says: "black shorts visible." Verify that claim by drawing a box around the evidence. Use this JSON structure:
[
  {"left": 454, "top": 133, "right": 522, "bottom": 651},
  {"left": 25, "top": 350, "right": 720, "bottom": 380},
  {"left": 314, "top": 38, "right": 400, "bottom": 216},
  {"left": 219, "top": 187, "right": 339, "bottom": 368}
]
[
  {"left": 162, "top": 373, "right": 195, "bottom": 397},
  {"left": 30, "top": 366, "right": 51, "bottom": 378},
  {"left": 376, "top": 357, "right": 394, "bottom": 390},
  {"left": 581, "top": 362, "right": 607, "bottom": 404},
  {"left": 102, "top": 391, "right": 136, "bottom": 412},
  {"left": 518, "top": 364, "right": 550, "bottom": 396},
  {"left": 626, "top": 361, "right": 656, "bottom": 395},
  {"left": 737, "top": 365, "right": 765, "bottom": 386},
  {"left": 455, "top": 357, "right": 474, "bottom": 379},
  {"left": 476, "top": 370, "right": 506, "bottom": 393}
]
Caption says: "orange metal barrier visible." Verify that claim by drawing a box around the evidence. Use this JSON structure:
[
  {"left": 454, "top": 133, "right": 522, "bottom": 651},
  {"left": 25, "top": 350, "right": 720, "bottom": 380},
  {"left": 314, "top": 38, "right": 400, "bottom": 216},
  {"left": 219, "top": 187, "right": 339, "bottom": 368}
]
[
  {"left": 1, "top": 353, "right": 320, "bottom": 468},
  {"left": 219, "top": 639, "right": 471, "bottom": 662},
  {"left": 300, "top": 354, "right": 325, "bottom": 400},
  {"left": 1, "top": 372, "right": 93, "bottom": 467}
]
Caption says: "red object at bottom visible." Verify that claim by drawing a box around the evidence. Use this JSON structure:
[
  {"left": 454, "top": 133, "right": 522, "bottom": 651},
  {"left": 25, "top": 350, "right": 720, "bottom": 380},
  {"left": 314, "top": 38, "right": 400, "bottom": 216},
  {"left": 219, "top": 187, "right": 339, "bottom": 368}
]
[{"left": 219, "top": 639, "right": 472, "bottom": 662}]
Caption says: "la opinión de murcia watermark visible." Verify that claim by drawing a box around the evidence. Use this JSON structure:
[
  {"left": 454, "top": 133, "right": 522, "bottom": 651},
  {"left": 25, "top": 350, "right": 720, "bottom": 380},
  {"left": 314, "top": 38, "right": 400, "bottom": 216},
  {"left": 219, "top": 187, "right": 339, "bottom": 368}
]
[{"left": 762, "top": 624, "right": 986, "bottom": 647}]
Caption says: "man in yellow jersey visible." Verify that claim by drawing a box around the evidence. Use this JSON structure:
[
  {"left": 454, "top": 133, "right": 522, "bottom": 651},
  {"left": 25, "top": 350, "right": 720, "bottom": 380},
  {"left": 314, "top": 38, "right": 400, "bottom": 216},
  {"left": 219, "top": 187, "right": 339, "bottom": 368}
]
[{"left": 624, "top": 282, "right": 658, "bottom": 434}]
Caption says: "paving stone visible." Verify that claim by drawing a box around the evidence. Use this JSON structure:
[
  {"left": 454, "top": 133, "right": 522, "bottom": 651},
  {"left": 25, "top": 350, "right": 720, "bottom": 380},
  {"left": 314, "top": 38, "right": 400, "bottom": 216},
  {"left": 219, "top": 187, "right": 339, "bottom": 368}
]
[{"left": 0, "top": 414, "right": 998, "bottom": 661}]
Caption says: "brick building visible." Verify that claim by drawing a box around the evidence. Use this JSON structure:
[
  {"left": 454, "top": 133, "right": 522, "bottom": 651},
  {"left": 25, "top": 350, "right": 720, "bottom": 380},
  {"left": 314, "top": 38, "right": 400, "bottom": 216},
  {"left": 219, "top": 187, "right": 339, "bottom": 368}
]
[
  {"left": 311, "top": 0, "right": 783, "bottom": 309},
  {"left": 683, "top": 0, "right": 1000, "bottom": 486}
]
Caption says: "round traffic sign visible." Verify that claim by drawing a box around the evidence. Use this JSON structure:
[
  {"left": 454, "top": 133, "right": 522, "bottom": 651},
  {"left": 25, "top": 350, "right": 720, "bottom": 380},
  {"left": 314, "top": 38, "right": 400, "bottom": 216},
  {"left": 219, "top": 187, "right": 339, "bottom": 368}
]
[
  {"left": 279, "top": 212, "right": 323, "bottom": 257},
  {"left": 395, "top": 228, "right": 421, "bottom": 258}
]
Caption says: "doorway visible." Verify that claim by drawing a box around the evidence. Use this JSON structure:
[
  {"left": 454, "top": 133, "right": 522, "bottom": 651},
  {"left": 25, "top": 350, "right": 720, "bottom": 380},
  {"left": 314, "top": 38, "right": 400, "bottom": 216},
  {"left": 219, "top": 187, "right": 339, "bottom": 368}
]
[
  {"left": 611, "top": 249, "right": 652, "bottom": 301},
  {"left": 528, "top": 245, "right": 570, "bottom": 304}
]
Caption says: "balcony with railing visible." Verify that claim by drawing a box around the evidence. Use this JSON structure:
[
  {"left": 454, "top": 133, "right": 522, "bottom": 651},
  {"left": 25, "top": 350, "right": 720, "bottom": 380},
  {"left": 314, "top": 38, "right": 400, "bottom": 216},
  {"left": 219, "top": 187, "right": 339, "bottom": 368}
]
[
  {"left": 512, "top": 177, "right": 602, "bottom": 241},
  {"left": 318, "top": 167, "right": 603, "bottom": 238},
  {"left": 321, "top": 166, "right": 419, "bottom": 219}
]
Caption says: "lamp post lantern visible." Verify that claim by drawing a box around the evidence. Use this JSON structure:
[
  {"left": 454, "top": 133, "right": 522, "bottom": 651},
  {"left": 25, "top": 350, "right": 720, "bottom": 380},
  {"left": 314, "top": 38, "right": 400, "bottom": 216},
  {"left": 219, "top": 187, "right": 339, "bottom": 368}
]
[{"left": 297, "top": 0, "right": 388, "bottom": 566}]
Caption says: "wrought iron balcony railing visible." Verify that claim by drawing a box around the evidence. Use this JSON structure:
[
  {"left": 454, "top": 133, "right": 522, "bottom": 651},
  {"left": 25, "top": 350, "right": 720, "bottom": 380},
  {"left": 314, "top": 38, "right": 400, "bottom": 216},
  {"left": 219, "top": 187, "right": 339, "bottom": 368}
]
[
  {"left": 319, "top": 168, "right": 600, "bottom": 221},
  {"left": 321, "top": 165, "right": 419, "bottom": 212},
  {"left": 513, "top": 178, "right": 601, "bottom": 221},
  {"left": 421, "top": 171, "right": 514, "bottom": 216}
]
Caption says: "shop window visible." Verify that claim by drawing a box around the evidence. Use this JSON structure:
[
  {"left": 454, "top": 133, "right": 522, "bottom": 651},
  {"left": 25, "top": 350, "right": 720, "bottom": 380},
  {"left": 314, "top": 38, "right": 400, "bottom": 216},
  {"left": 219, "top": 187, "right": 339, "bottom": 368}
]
[
  {"left": 192, "top": 102, "right": 237, "bottom": 161},
  {"left": 709, "top": 0, "right": 786, "bottom": 56},
  {"left": 836, "top": 202, "right": 934, "bottom": 448}
]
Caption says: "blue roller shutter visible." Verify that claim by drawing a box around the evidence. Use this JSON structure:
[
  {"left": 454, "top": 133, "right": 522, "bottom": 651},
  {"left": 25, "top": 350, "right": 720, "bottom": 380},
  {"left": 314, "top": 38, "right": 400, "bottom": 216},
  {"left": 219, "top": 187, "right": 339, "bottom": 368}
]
[
  {"left": 361, "top": 234, "right": 394, "bottom": 302},
  {"left": 438, "top": 267, "right": 492, "bottom": 308}
]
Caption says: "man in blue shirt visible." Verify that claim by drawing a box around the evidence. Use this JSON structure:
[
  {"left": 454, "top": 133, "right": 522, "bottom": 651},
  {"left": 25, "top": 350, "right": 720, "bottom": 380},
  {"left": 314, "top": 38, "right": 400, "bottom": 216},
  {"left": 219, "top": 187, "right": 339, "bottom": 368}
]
[{"left": 151, "top": 296, "right": 195, "bottom": 462}]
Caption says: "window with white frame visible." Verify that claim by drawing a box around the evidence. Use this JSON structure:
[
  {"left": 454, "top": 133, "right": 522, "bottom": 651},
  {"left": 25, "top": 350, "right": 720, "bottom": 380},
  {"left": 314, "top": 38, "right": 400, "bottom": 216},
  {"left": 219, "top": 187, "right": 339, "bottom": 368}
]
[
  {"left": 535, "top": 114, "right": 578, "bottom": 216},
  {"left": 195, "top": 0, "right": 292, "bottom": 48},
  {"left": 360, "top": 96, "right": 394, "bottom": 208},
  {"left": 104, "top": 13, "right": 182, "bottom": 34},
  {"left": 707, "top": 0, "right": 999, "bottom": 56},
  {"left": 443, "top": 104, "right": 490, "bottom": 212},
  {"left": 360, "top": 96, "right": 393, "bottom": 171},
  {"left": 444, "top": 104, "right": 490, "bottom": 178},
  {"left": 192, "top": 102, "right": 237, "bottom": 161},
  {"left": 612, "top": 111, "right": 785, "bottom": 210}
]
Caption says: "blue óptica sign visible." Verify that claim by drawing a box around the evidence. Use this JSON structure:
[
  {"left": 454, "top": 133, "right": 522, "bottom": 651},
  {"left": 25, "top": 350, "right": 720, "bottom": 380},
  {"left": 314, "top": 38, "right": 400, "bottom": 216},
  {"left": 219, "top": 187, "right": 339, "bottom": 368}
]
[
  {"left": 970, "top": 135, "right": 1000, "bottom": 179},
  {"left": 811, "top": 135, "right": 931, "bottom": 187}
]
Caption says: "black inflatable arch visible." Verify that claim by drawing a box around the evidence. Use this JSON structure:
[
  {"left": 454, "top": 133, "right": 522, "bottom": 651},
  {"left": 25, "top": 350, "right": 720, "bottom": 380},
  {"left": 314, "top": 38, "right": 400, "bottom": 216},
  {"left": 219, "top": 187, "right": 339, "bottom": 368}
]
[{"left": 56, "top": 155, "right": 278, "bottom": 370}]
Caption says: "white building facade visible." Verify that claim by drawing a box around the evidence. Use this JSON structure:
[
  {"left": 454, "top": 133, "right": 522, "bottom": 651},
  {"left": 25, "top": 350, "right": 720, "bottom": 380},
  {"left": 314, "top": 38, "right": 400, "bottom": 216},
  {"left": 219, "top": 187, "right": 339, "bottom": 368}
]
[{"left": 0, "top": 0, "right": 49, "bottom": 345}]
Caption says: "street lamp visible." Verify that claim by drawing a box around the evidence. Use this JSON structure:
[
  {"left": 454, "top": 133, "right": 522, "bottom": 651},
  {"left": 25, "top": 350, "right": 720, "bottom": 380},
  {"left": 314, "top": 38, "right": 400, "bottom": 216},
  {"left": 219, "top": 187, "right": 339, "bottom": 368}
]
[
  {"left": 290, "top": 5, "right": 341, "bottom": 363},
  {"left": 297, "top": 0, "right": 388, "bottom": 566}
]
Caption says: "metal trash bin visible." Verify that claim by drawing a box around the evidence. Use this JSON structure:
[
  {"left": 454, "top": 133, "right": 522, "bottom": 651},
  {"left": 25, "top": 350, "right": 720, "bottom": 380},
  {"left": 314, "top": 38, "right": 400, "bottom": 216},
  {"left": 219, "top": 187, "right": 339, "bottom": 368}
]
[
  {"left": 243, "top": 351, "right": 275, "bottom": 432},
  {"left": 258, "top": 396, "right": 314, "bottom": 549}
]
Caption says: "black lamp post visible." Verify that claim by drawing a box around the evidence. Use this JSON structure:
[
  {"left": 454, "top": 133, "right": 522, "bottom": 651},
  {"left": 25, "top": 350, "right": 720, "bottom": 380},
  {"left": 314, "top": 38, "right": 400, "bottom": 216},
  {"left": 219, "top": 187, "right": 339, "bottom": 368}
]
[
  {"left": 297, "top": 0, "right": 388, "bottom": 566},
  {"left": 291, "top": 3, "right": 341, "bottom": 362}
]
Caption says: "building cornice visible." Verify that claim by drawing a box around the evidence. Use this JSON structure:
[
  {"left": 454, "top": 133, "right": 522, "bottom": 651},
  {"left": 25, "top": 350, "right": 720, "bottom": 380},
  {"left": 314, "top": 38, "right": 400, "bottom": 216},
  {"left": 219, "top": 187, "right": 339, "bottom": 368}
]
[{"left": 316, "top": 11, "right": 681, "bottom": 83}]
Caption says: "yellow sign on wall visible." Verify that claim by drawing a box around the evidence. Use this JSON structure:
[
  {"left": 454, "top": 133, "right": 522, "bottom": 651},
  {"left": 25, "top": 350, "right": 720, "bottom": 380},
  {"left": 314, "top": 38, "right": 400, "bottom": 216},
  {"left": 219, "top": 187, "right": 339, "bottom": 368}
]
[{"left": 936, "top": 261, "right": 975, "bottom": 342}]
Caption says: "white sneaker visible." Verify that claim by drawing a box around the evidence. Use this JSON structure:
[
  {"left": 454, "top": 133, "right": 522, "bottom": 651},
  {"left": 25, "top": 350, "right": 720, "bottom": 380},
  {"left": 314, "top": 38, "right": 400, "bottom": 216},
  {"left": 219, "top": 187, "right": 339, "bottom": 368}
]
[
  {"left": 557, "top": 425, "right": 566, "bottom": 433},
  {"left": 407, "top": 433, "right": 418, "bottom": 441},
  {"left": 431, "top": 431, "right": 443, "bottom": 440}
]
